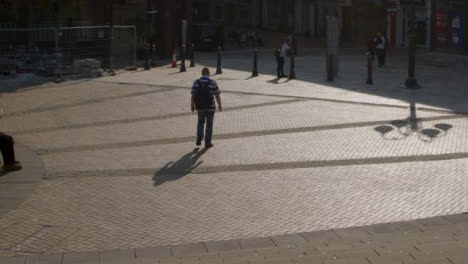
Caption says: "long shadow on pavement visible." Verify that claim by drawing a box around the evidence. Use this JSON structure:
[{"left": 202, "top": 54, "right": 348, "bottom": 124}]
[{"left": 152, "top": 148, "right": 207, "bottom": 186}]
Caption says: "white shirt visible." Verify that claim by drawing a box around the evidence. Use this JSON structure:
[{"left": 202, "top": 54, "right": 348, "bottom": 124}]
[
  {"left": 280, "top": 42, "right": 289, "bottom": 57},
  {"left": 376, "top": 36, "right": 386, "bottom": 50}
]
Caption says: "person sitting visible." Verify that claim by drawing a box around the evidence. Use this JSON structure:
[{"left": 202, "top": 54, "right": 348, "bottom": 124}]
[
  {"left": 0, "top": 110, "right": 22, "bottom": 172},
  {"left": 0, "top": 132, "right": 22, "bottom": 172}
]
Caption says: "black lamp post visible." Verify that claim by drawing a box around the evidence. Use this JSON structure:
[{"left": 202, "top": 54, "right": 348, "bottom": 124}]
[{"left": 404, "top": 0, "right": 421, "bottom": 89}]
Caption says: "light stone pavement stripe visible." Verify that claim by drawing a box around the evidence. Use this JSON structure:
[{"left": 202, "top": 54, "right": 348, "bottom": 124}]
[
  {"left": 0, "top": 160, "right": 466, "bottom": 254},
  {"left": 95, "top": 81, "right": 461, "bottom": 115},
  {"left": 43, "top": 152, "right": 468, "bottom": 179},
  {"left": 14, "top": 98, "right": 454, "bottom": 152},
  {"left": 1, "top": 91, "right": 292, "bottom": 134},
  {"left": 9, "top": 98, "right": 302, "bottom": 136},
  {"left": 33, "top": 114, "right": 465, "bottom": 155},
  {"left": 0, "top": 81, "right": 157, "bottom": 117},
  {"left": 2, "top": 87, "right": 172, "bottom": 117},
  {"left": 40, "top": 117, "right": 468, "bottom": 173}
]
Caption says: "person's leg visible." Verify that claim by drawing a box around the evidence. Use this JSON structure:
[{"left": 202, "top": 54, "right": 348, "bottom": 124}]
[
  {"left": 205, "top": 111, "right": 215, "bottom": 147},
  {"left": 276, "top": 59, "right": 281, "bottom": 78},
  {"left": 196, "top": 111, "right": 206, "bottom": 145},
  {"left": 279, "top": 57, "right": 285, "bottom": 76},
  {"left": 377, "top": 49, "right": 383, "bottom": 66},
  {"left": 382, "top": 50, "right": 386, "bottom": 66},
  {"left": 0, "top": 133, "right": 15, "bottom": 165}
]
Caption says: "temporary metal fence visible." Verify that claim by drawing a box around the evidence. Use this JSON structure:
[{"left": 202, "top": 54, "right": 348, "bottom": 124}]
[{"left": 0, "top": 25, "right": 136, "bottom": 78}]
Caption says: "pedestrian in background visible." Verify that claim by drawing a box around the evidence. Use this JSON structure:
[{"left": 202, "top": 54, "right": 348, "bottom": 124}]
[
  {"left": 191, "top": 68, "right": 222, "bottom": 149},
  {"left": 276, "top": 38, "right": 289, "bottom": 78},
  {"left": 376, "top": 32, "right": 387, "bottom": 67}
]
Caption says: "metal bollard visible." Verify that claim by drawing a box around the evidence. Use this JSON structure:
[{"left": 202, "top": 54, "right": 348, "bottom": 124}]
[
  {"left": 108, "top": 26, "right": 116, "bottom": 76},
  {"left": 190, "top": 43, "right": 195, "bottom": 67},
  {"left": 252, "top": 48, "right": 258, "bottom": 77},
  {"left": 216, "top": 46, "right": 222, "bottom": 74},
  {"left": 180, "top": 45, "right": 186, "bottom": 72},
  {"left": 151, "top": 44, "right": 156, "bottom": 68},
  {"left": 366, "top": 53, "right": 373, "bottom": 85},
  {"left": 144, "top": 43, "right": 151, "bottom": 70},
  {"left": 288, "top": 51, "right": 296, "bottom": 80}
]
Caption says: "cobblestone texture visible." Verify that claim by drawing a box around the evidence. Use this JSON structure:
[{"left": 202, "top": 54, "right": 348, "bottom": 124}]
[
  {"left": 0, "top": 52, "right": 467, "bottom": 258},
  {"left": 0, "top": 214, "right": 466, "bottom": 263},
  {"left": 15, "top": 98, "right": 451, "bottom": 152}
]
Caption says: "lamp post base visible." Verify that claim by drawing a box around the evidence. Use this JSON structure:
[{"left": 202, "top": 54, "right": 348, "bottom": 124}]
[{"left": 404, "top": 78, "right": 422, "bottom": 89}]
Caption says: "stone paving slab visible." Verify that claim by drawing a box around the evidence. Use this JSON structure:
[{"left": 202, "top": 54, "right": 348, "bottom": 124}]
[
  {"left": 0, "top": 144, "right": 44, "bottom": 217},
  {"left": 0, "top": 213, "right": 466, "bottom": 263},
  {"left": 14, "top": 98, "right": 451, "bottom": 152},
  {"left": 1, "top": 52, "right": 468, "bottom": 261},
  {"left": 40, "top": 116, "right": 468, "bottom": 174},
  {"left": 0, "top": 159, "right": 467, "bottom": 254},
  {"left": 0, "top": 89, "right": 287, "bottom": 134},
  {"left": 0, "top": 81, "right": 157, "bottom": 117}
]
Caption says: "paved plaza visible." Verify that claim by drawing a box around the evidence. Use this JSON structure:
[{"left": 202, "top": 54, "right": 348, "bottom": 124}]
[{"left": 0, "top": 49, "right": 467, "bottom": 262}]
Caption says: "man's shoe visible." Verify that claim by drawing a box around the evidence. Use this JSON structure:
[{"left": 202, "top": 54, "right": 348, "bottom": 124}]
[
  {"left": 205, "top": 143, "right": 214, "bottom": 149},
  {"left": 196, "top": 140, "right": 201, "bottom": 146},
  {"left": 2, "top": 163, "right": 22, "bottom": 172}
]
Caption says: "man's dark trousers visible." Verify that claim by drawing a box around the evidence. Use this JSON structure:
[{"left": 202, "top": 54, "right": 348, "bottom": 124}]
[
  {"left": 277, "top": 57, "right": 285, "bottom": 77},
  {"left": 197, "top": 110, "right": 215, "bottom": 145},
  {"left": 0, "top": 133, "right": 16, "bottom": 165},
  {"left": 376, "top": 49, "right": 386, "bottom": 66}
]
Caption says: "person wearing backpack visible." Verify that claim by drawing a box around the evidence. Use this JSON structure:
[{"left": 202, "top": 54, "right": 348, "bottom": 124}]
[{"left": 191, "top": 67, "right": 222, "bottom": 149}]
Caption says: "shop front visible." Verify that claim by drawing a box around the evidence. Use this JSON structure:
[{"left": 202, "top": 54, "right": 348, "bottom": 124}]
[{"left": 433, "top": 0, "right": 467, "bottom": 54}]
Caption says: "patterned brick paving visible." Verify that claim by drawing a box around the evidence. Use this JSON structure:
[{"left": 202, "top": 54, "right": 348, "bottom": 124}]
[{"left": 0, "top": 60, "right": 467, "bottom": 258}]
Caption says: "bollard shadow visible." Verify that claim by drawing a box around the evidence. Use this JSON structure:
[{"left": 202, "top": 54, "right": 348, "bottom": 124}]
[
  {"left": 266, "top": 77, "right": 291, "bottom": 85},
  {"left": 152, "top": 148, "right": 207, "bottom": 186},
  {"left": 374, "top": 98, "right": 454, "bottom": 142},
  {"left": 267, "top": 78, "right": 280, "bottom": 84},
  {"left": 168, "top": 71, "right": 185, "bottom": 75}
]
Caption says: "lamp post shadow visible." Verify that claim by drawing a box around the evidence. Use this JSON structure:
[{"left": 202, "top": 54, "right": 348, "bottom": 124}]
[
  {"left": 374, "top": 96, "right": 453, "bottom": 142},
  {"left": 152, "top": 148, "right": 206, "bottom": 186}
]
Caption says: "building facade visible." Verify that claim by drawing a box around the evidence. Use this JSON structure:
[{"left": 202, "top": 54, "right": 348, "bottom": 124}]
[
  {"left": 387, "top": 0, "right": 468, "bottom": 54},
  {"left": 2, "top": 0, "right": 466, "bottom": 56}
]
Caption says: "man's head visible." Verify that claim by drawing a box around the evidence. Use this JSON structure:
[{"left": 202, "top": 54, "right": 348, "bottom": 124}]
[
  {"left": 202, "top": 67, "right": 210, "bottom": 77},
  {"left": 376, "top": 32, "right": 382, "bottom": 37}
]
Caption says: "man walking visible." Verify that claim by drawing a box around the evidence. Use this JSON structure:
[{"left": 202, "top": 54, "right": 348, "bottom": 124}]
[
  {"left": 191, "top": 67, "right": 222, "bottom": 149},
  {"left": 375, "top": 32, "right": 387, "bottom": 67}
]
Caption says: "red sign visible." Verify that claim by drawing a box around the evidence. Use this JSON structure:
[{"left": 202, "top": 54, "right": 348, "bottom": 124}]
[{"left": 434, "top": 10, "right": 450, "bottom": 47}]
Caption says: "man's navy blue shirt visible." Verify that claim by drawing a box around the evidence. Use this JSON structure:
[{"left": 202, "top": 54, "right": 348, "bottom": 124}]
[{"left": 191, "top": 76, "right": 220, "bottom": 110}]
